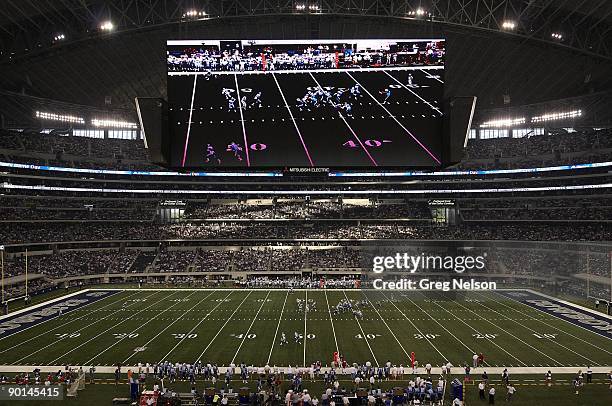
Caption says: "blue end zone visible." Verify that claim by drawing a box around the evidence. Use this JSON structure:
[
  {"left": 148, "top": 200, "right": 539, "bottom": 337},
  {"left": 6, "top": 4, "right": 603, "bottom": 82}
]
[
  {"left": 0, "top": 290, "right": 119, "bottom": 339},
  {"left": 498, "top": 290, "right": 612, "bottom": 339}
]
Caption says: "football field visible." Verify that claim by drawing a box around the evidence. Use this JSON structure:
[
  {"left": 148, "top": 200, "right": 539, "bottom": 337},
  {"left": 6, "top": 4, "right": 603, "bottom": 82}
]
[{"left": 0, "top": 289, "right": 610, "bottom": 369}]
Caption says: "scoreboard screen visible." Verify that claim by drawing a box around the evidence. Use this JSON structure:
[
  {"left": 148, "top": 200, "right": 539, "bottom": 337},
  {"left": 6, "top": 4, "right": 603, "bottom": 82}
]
[{"left": 167, "top": 39, "right": 445, "bottom": 169}]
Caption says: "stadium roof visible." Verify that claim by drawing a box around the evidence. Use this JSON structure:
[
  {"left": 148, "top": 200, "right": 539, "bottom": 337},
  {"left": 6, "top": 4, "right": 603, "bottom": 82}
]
[{"left": 0, "top": 1, "right": 610, "bottom": 110}]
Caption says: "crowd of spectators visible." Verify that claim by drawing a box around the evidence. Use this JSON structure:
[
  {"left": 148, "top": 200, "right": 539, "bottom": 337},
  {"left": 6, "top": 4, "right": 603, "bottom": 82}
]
[
  {"left": 150, "top": 249, "right": 197, "bottom": 273},
  {"left": 0, "top": 129, "right": 149, "bottom": 162},
  {"left": 193, "top": 249, "right": 233, "bottom": 272},
  {"left": 167, "top": 41, "right": 443, "bottom": 72},
  {"left": 1, "top": 222, "right": 611, "bottom": 245},
  {"left": 459, "top": 196, "right": 612, "bottom": 221},
  {"left": 3, "top": 250, "right": 144, "bottom": 279},
  {"left": 459, "top": 127, "right": 612, "bottom": 169}
]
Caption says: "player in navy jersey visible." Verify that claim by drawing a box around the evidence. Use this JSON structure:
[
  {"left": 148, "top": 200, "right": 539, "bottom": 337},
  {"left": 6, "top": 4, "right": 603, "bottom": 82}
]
[
  {"left": 205, "top": 144, "right": 221, "bottom": 165},
  {"left": 227, "top": 142, "right": 244, "bottom": 161},
  {"left": 228, "top": 97, "right": 237, "bottom": 112}
]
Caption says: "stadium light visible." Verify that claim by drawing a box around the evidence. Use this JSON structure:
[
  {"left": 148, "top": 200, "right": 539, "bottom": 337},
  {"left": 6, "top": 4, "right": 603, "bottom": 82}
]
[
  {"left": 406, "top": 8, "right": 431, "bottom": 17},
  {"left": 100, "top": 21, "right": 114, "bottom": 31},
  {"left": 183, "top": 10, "right": 207, "bottom": 18},
  {"left": 36, "top": 111, "right": 85, "bottom": 124},
  {"left": 91, "top": 118, "right": 138, "bottom": 129},
  {"left": 551, "top": 32, "right": 563, "bottom": 40},
  {"left": 295, "top": 3, "right": 320, "bottom": 12},
  {"left": 53, "top": 33, "right": 66, "bottom": 41},
  {"left": 501, "top": 21, "right": 516, "bottom": 30},
  {"left": 531, "top": 109, "right": 582, "bottom": 123},
  {"left": 479, "top": 117, "right": 526, "bottom": 128}
]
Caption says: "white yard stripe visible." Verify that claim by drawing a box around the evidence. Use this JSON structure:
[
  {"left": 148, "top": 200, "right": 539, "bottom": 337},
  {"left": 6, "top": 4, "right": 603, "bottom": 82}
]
[
  {"left": 234, "top": 74, "right": 251, "bottom": 166},
  {"left": 44, "top": 291, "right": 168, "bottom": 366},
  {"left": 307, "top": 72, "right": 378, "bottom": 166},
  {"left": 342, "top": 290, "right": 379, "bottom": 366},
  {"left": 231, "top": 291, "right": 272, "bottom": 365},
  {"left": 180, "top": 74, "right": 198, "bottom": 167},
  {"left": 381, "top": 291, "right": 448, "bottom": 361},
  {"left": 411, "top": 292, "right": 520, "bottom": 366},
  {"left": 0, "top": 290, "right": 138, "bottom": 350},
  {"left": 0, "top": 289, "right": 117, "bottom": 321},
  {"left": 468, "top": 294, "right": 600, "bottom": 366},
  {"left": 419, "top": 68, "right": 444, "bottom": 83},
  {"left": 267, "top": 290, "right": 289, "bottom": 365},
  {"left": 8, "top": 290, "right": 158, "bottom": 364},
  {"left": 272, "top": 73, "right": 314, "bottom": 166},
  {"left": 361, "top": 291, "right": 410, "bottom": 358},
  {"left": 484, "top": 291, "right": 611, "bottom": 354},
  {"left": 194, "top": 291, "right": 252, "bottom": 363},
  {"left": 85, "top": 291, "right": 200, "bottom": 365},
  {"left": 383, "top": 70, "right": 442, "bottom": 114},
  {"left": 324, "top": 290, "right": 340, "bottom": 354},
  {"left": 123, "top": 290, "right": 217, "bottom": 364},
  {"left": 449, "top": 297, "right": 562, "bottom": 365},
  {"left": 303, "top": 290, "right": 308, "bottom": 366},
  {"left": 156, "top": 290, "right": 234, "bottom": 364},
  {"left": 345, "top": 71, "right": 441, "bottom": 165}
]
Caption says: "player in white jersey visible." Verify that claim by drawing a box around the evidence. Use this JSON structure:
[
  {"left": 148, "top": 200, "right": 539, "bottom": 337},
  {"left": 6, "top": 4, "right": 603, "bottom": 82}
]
[
  {"left": 280, "top": 332, "right": 288, "bottom": 346},
  {"left": 222, "top": 88, "right": 233, "bottom": 99},
  {"left": 252, "top": 92, "right": 262, "bottom": 108},
  {"left": 407, "top": 74, "right": 414, "bottom": 87}
]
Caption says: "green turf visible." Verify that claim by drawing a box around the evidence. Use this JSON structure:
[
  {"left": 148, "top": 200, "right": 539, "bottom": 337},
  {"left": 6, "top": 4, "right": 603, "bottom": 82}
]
[{"left": 0, "top": 289, "right": 610, "bottom": 368}]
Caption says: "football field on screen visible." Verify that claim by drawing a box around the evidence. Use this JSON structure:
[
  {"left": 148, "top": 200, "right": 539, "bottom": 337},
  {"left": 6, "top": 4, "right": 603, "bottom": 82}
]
[{"left": 1, "top": 289, "right": 610, "bottom": 368}]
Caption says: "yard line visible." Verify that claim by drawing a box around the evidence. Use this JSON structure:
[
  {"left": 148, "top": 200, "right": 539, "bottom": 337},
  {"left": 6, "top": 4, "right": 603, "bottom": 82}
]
[
  {"left": 448, "top": 296, "right": 563, "bottom": 366},
  {"left": 0, "top": 290, "right": 138, "bottom": 350},
  {"left": 194, "top": 291, "right": 253, "bottom": 363},
  {"left": 8, "top": 290, "right": 158, "bottom": 364},
  {"left": 85, "top": 291, "right": 201, "bottom": 365},
  {"left": 324, "top": 290, "right": 340, "bottom": 355},
  {"left": 383, "top": 70, "right": 442, "bottom": 115},
  {"left": 381, "top": 291, "right": 448, "bottom": 362},
  {"left": 342, "top": 290, "right": 379, "bottom": 366},
  {"left": 345, "top": 71, "right": 441, "bottom": 165},
  {"left": 419, "top": 68, "right": 444, "bottom": 83},
  {"left": 485, "top": 291, "right": 612, "bottom": 355},
  {"left": 467, "top": 293, "right": 600, "bottom": 366},
  {"left": 234, "top": 74, "right": 251, "bottom": 166},
  {"left": 123, "top": 290, "right": 218, "bottom": 364},
  {"left": 41, "top": 291, "right": 169, "bottom": 366},
  {"left": 303, "top": 290, "right": 308, "bottom": 366},
  {"left": 272, "top": 73, "right": 314, "bottom": 166},
  {"left": 159, "top": 291, "right": 236, "bottom": 363},
  {"left": 412, "top": 292, "right": 521, "bottom": 366},
  {"left": 231, "top": 290, "right": 272, "bottom": 365},
  {"left": 307, "top": 72, "right": 378, "bottom": 166},
  {"left": 267, "top": 290, "right": 289, "bottom": 365},
  {"left": 181, "top": 74, "right": 198, "bottom": 167},
  {"left": 361, "top": 291, "right": 410, "bottom": 359}
]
